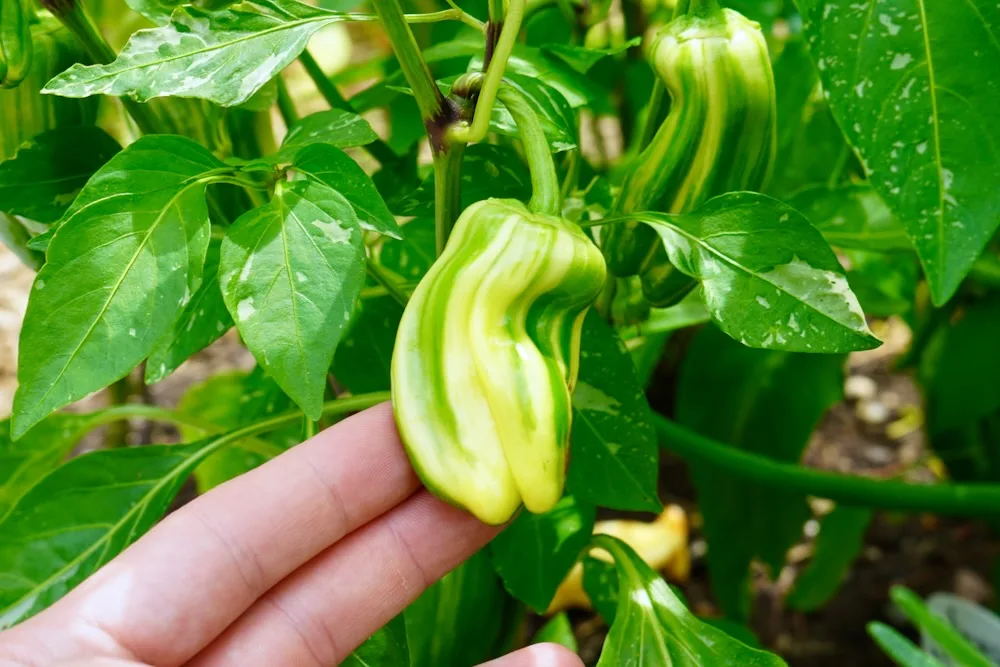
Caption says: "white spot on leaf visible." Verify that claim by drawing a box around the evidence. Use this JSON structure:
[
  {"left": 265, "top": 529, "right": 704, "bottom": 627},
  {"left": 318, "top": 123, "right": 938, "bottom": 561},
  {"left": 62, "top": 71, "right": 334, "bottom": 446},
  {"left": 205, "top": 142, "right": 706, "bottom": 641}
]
[{"left": 237, "top": 297, "right": 256, "bottom": 321}]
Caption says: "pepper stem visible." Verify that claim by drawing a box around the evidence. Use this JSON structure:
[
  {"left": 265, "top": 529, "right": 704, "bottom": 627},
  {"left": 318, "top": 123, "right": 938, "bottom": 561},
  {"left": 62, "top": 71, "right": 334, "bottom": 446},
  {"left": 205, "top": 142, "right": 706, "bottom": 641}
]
[
  {"left": 675, "top": 0, "right": 721, "bottom": 18},
  {"left": 497, "top": 85, "right": 560, "bottom": 216}
]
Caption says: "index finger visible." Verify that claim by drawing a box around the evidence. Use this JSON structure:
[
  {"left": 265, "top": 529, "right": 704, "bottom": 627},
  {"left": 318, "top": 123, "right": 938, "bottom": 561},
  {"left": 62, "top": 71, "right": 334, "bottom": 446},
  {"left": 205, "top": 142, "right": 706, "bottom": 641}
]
[{"left": 16, "top": 403, "right": 422, "bottom": 666}]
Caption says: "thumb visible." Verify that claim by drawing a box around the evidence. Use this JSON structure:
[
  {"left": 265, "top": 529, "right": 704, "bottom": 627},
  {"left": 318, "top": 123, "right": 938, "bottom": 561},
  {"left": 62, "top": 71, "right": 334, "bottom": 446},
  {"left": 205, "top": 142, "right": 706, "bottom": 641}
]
[{"left": 479, "top": 643, "right": 585, "bottom": 667}]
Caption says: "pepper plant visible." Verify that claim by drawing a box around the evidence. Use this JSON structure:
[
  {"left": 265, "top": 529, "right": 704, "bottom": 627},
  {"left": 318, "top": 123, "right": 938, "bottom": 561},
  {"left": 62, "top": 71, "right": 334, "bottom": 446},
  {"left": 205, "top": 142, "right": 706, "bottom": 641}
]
[{"left": 1, "top": 0, "right": 999, "bottom": 663}]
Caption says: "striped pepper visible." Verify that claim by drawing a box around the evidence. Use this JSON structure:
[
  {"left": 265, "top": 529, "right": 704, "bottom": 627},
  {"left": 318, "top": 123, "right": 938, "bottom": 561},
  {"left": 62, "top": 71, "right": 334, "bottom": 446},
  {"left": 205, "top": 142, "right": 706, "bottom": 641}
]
[
  {"left": 391, "top": 198, "right": 606, "bottom": 525},
  {"left": 0, "top": 15, "right": 97, "bottom": 159},
  {"left": 601, "top": 6, "right": 776, "bottom": 305},
  {"left": 0, "top": 0, "right": 31, "bottom": 88}
]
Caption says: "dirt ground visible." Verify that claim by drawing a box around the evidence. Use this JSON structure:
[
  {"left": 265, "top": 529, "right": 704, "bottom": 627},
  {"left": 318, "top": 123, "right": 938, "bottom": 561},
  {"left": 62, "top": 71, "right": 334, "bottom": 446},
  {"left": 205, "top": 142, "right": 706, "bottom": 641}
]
[{"left": 2, "top": 241, "right": 997, "bottom": 665}]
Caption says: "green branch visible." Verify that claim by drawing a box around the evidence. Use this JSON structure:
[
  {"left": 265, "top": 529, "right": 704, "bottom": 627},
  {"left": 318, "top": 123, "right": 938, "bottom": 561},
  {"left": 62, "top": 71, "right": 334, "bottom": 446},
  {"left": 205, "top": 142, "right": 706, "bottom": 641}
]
[
  {"left": 433, "top": 143, "right": 466, "bottom": 255},
  {"left": 370, "top": 0, "right": 447, "bottom": 124},
  {"left": 298, "top": 49, "right": 401, "bottom": 168},
  {"left": 44, "top": 0, "right": 161, "bottom": 135},
  {"left": 654, "top": 414, "right": 1000, "bottom": 517}
]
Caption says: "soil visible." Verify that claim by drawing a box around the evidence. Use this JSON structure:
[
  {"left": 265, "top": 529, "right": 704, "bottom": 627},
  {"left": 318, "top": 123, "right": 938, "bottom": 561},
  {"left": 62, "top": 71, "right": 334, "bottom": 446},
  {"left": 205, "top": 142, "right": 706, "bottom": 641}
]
[{"left": 2, "top": 240, "right": 997, "bottom": 664}]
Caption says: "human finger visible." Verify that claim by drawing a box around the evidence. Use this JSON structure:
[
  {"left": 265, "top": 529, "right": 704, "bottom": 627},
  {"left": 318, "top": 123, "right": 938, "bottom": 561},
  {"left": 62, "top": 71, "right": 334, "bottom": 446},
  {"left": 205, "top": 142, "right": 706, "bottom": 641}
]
[
  {"left": 188, "top": 491, "right": 499, "bottom": 667},
  {"left": 479, "top": 644, "right": 586, "bottom": 667},
  {"left": 13, "top": 403, "right": 420, "bottom": 666}
]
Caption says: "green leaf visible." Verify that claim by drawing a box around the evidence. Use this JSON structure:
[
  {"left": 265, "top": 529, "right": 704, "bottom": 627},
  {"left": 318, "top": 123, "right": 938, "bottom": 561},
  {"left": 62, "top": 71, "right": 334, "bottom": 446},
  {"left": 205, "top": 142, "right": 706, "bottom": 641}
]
[
  {"left": 343, "top": 615, "right": 410, "bottom": 667},
  {"left": 420, "top": 75, "right": 577, "bottom": 152},
  {"left": 176, "top": 369, "right": 295, "bottom": 493},
  {"left": 220, "top": 179, "right": 365, "bottom": 420},
  {"left": 0, "top": 213, "right": 43, "bottom": 270},
  {"left": 768, "top": 41, "right": 852, "bottom": 198},
  {"left": 393, "top": 144, "right": 531, "bottom": 217},
  {"left": 330, "top": 218, "right": 433, "bottom": 393},
  {"left": 405, "top": 550, "right": 511, "bottom": 667},
  {"left": 890, "top": 586, "right": 994, "bottom": 667},
  {"left": 490, "top": 496, "right": 595, "bottom": 612},
  {"left": 534, "top": 612, "right": 578, "bottom": 651},
  {"left": 593, "top": 535, "right": 787, "bottom": 667},
  {"left": 470, "top": 44, "right": 605, "bottom": 108},
  {"left": 842, "top": 249, "right": 919, "bottom": 319},
  {"left": 375, "top": 216, "right": 435, "bottom": 282},
  {"left": 868, "top": 622, "right": 947, "bottom": 667},
  {"left": 642, "top": 192, "right": 880, "bottom": 353},
  {"left": 921, "top": 296, "right": 1000, "bottom": 436},
  {"left": 0, "top": 127, "right": 121, "bottom": 223},
  {"left": 790, "top": 184, "right": 912, "bottom": 252},
  {"left": 542, "top": 38, "right": 641, "bottom": 74},
  {"left": 280, "top": 108, "right": 379, "bottom": 155},
  {"left": 44, "top": 0, "right": 353, "bottom": 107},
  {"left": 496, "top": 76, "right": 577, "bottom": 152},
  {"left": 293, "top": 144, "right": 403, "bottom": 239},
  {"left": 787, "top": 506, "right": 872, "bottom": 612},
  {"left": 11, "top": 135, "right": 224, "bottom": 439},
  {"left": 568, "top": 311, "right": 661, "bottom": 513},
  {"left": 0, "top": 414, "right": 99, "bottom": 519},
  {"left": 797, "top": 0, "right": 1000, "bottom": 304},
  {"left": 0, "top": 437, "right": 225, "bottom": 628},
  {"left": 145, "top": 238, "right": 234, "bottom": 384},
  {"left": 582, "top": 555, "right": 619, "bottom": 622},
  {"left": 676, "top": 324, "right": 845, "bottom": 621},
  {"left": 331, "top": 296, "right": 401, "bottom": 394}
]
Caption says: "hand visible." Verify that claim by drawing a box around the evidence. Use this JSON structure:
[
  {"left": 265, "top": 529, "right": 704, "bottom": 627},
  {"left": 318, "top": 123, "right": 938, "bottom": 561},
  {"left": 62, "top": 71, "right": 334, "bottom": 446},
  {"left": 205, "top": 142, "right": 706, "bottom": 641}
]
[{"left": 0, "top": 404, "right": 583, "bottom": 667}]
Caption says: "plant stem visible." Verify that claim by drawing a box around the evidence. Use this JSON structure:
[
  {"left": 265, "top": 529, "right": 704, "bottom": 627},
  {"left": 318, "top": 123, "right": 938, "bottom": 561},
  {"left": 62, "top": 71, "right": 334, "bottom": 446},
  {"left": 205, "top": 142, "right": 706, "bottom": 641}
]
[
  {"left": 405, "top": 7, "right": 483, "bottom": 29},
  {"left": 298, "top": 49, "right": 401, "bottom": 167},
  {"left": 434, "top": 143, "right": 466, "bottom": 255},
  {"left": 497, "top": 85, "right": 560, "bottom": 216},
  {"left": 276, "top": 75, "right": 300, "bottom": 128},
  {"left": 448, "top": 0, "right": 525, "bottom": 145},
  {"left": 366, "top": 261, "right": 410, "bottom": 306},
  {"left": 488, "top": 0, "right": 505, "bottom": 22},
  {"left": 105, "top": 376, "right": 133, "bottom": 447},
  {"left": 370, "top": 0, "right": 446, "bottom": 123},
  {"left": 46, "top": 0, "right": 161, "bottom": 135},
  {"left": 653, "top": 414, "right": 1000, "bottom": 517}
]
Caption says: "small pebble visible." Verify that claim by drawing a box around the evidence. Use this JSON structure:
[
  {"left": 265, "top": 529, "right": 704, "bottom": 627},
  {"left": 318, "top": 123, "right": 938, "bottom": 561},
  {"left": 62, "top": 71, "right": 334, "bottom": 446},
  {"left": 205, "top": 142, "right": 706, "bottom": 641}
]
[
  {"left": 857, "top": 399, "right": 891, "bottom": 424},
  {"left": 845, "top": 375, "right": 878, "bottom": 401},
  {"left": 863, "top": 444, "right": 894, "bottom": 465}
]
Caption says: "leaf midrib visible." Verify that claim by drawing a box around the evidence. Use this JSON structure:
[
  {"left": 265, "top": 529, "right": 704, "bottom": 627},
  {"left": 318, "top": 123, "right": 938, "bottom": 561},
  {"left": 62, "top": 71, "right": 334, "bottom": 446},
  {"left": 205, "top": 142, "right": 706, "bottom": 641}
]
[
  {"left": 914, "top": 0, "right": 946, "bottom": 278},
  {"left": 24, "top": 178, "right": 206, "bottom": 428},
  {"left": 56, "top": 15, "right": 335, "bottom": 87},
  {"left": 0, "top": 443, "right": 218, "bottom": 623},
  {"left": 649, "top": 212, "right": 872, "bottom": 339}
]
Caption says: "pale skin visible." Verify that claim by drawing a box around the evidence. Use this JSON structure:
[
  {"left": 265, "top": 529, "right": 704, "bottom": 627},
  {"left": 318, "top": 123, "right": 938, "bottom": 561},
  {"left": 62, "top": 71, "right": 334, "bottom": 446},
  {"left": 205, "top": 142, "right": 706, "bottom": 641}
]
[{"left": 0, "top": 403, "right": 584, "bottom": 667}]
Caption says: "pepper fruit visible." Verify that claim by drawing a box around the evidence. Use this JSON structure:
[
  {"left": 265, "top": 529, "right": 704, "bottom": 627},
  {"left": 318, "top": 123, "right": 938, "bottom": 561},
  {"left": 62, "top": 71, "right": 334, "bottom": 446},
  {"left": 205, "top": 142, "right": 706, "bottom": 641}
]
[
  {"left": 0, "top": 0, "right": 32, "bottom": 88},
  {"left": 0, "top": 15, "right": 96, "bottom": 159},
  {"left": 601, "top": 6, "right": 776, "bottom": 306},
  {"left": 391, "top": 198, "right": 606, "bottom": 525}
]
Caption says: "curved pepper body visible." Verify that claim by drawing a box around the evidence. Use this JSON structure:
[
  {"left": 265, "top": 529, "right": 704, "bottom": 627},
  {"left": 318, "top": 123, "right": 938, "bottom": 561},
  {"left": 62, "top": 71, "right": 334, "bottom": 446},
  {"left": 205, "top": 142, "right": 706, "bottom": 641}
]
[
  {"left": 601, "top": 8, "right": 776, "bottom": 304},
  {"left": 0, "top": 0, "right": 32, "bottom": 88},
  {"left": 391, "top": 198, "right": 606, "bottom": 525}
]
